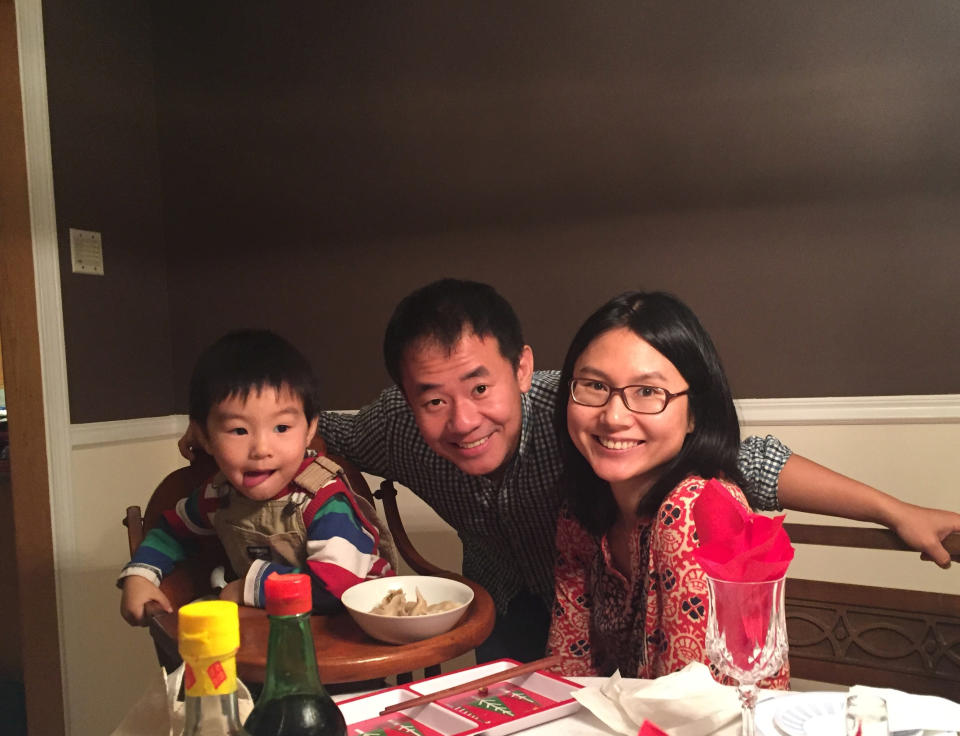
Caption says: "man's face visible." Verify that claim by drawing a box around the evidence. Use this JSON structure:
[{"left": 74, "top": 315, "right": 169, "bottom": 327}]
[{"left": 400, "top": 331, "right": 534, "bottom": 478}]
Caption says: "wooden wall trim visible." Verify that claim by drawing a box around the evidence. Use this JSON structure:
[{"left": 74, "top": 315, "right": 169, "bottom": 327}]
[
  {"left": 15, "top": 0, "right": 75, "bottom": 562},
  {"left": 1, "top": 0, "right": 71, "bottom": 733}
]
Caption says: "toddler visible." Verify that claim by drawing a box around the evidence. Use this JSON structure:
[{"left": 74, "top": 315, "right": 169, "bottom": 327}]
[{"left": 120, "top": 329, "right": 395, "bottom": 624}]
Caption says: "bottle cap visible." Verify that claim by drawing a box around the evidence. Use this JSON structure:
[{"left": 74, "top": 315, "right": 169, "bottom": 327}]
[
  {"left": 178, "top": 600, "right": 239, "bottom": 659},
  {"left": 265, "top": 572, "right": 312, "bottom": 616}
]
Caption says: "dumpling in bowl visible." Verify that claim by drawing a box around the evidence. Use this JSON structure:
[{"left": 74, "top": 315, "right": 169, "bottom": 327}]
[
  {"left": 404, "top": 587, "right": 429, "bottom": 616},
  {"left": 426, "top": 600, "right": 460, "bottom": 613},
  {"left": 370, "top": 588, "right": 406, "bottom": 616},
  {"left": 369, "top": 586, "right": 461, "bottom": 616}
]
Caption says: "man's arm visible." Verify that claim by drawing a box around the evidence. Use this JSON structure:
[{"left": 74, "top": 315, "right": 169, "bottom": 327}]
[{"left": 777, "top": 454, "right": 960, "bottom": 569}]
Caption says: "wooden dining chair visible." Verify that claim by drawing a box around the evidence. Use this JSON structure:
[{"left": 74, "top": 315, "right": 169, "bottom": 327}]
[
  {"left": 123, "top": 450, "right": 225, "bottom": 673},
  {"left": 122, "top": 437, "right": 494, "bottom": 684},
  {"left": 783, "top": 523, "right": 960, "bottom": 698}
]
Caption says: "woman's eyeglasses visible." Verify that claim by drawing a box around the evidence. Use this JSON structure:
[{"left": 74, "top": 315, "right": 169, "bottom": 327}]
[{"left": 569, "top": 378, "right": 689, "bottom": 414}]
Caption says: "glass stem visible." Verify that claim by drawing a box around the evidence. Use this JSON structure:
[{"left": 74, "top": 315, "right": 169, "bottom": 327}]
[{"left": 737, "top": 682, "right": 758, "bottom": 736}]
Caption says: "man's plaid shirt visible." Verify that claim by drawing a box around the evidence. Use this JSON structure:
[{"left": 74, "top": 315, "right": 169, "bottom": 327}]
[{"left": 317, "top": 371, "right": 790, "bottom": 613}]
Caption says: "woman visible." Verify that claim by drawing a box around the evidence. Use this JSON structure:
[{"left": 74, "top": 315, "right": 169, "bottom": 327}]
[{"left": 547, "top": 291, "right": 789, "bottom": 687}]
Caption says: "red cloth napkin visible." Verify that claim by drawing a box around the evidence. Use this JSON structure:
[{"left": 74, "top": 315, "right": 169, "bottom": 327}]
[
  {"left": 692, "top": 480, "right": 795, "bottom": 673},
  {"left": 692, "top": 479, "right": 794, "bottom": 582}
]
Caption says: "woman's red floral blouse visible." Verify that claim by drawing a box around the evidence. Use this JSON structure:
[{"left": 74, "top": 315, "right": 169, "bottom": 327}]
[{"left": 547, "top": 475, "right": 789, "bottom": 688}]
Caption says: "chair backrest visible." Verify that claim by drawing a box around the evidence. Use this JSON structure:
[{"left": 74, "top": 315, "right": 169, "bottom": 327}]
[{"left": 783, "top": 522, "right": 960, "bottom": 698}]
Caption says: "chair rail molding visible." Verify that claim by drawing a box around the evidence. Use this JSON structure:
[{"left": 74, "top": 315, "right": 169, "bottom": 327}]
[
  {"left": 736, "top": 394, "right": 960, "bottom": 427},
  {"left": 70, "top": 415, "right": 188, "bottom": 447}
]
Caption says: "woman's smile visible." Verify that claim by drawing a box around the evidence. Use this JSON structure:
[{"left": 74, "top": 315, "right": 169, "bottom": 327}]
[{"left": 595, "top": 435, "right": 645, "bottom": 451}]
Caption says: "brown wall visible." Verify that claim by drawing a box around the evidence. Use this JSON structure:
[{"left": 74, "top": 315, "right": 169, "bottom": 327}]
[
  {"left": 48, "top": 2, "right": 960, "bottom": 422},
  {"left": 44, "top": 0, "right": 175, "bottom": 422}
]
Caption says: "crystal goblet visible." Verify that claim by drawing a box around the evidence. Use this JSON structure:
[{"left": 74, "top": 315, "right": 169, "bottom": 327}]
[{"left": 704, "top": 575, "right": 788, "bottom": 736}]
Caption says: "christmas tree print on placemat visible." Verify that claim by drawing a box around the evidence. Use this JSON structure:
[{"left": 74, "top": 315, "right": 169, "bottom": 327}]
[{"left": 443, "top": 683, "right": 556, "bottom": 726}]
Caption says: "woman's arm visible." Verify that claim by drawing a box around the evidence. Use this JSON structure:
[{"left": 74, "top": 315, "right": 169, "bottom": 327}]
[
  {"left": 777, "top": 454, "right": 960, "bottom": 568},
  {"left": 547, "top": 508, "right": 601, "bottom": 676}
]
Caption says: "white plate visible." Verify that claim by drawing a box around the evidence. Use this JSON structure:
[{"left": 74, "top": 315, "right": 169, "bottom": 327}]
[
  {"left": 773, "top": 692, "right": 846, "bottom": 736},
  {"left": 770, "top": 691, "right": 923, "bottom": 736}
]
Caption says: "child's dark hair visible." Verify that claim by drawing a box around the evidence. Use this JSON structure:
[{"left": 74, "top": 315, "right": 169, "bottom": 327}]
[
  {"left": 557, "top": 291, "right": 745, "bottom": 536},
  {"left": 383, "top": 279, "right": 525, "bottom": 386},
  {"left": 189, "top": 329, "right": 320, "bottom": 429}
]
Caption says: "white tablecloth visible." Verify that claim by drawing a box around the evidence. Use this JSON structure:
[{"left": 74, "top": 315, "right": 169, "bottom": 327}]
[
  {"left": 517, "top": 679, "right": 958, "bottom": 736},
  {"left": 510, "top": 677, "right": 787, "bottom": 735}
]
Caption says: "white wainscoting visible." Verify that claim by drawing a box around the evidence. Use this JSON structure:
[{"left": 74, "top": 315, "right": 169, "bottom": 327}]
[{"left": 66, "top": 396, "right": 959, "bottom": 736}]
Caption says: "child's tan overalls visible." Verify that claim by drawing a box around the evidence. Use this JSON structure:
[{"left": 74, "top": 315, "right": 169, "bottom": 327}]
[{"left": 209, "top": 454, "right": 399, "bottom": 579}]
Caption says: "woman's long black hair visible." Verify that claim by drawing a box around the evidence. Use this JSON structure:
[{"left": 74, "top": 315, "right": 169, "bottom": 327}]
[{"left": 556, "top": 291, "right": 745, "bottom": 536}]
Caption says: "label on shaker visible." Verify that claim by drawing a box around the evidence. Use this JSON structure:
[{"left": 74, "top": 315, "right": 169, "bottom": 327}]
[{"left": 183, "top": 655, "right": 237, "bottom": 697}]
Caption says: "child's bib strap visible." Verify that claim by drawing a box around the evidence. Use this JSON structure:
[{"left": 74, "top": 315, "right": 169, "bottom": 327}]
[
  {"left": 293, "top": 455, "right": 342, "bottom": 495},
  {"left": 294, "top": 456, "right": 401, "bottom": 573}
]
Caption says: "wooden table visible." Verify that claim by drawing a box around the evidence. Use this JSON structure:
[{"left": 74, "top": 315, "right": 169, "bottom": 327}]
[{"left": 147, "top": 576, "right": 496, "bottom": 684}]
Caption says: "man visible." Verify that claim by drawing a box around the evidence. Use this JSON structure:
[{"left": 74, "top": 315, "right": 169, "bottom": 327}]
[{"left": 181, "top": 279, "right": 960, "bottom": 662}]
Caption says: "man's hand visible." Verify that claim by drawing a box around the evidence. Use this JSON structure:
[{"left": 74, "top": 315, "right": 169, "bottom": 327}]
[
  {"left": 120, "top": 576, "right": 173, "bottom": 626},
  {"left": 889, "top": 503, "right": 960, "bottom": 569},
  {"left": 218, "top": 579, "right": 244, "bottom": 604}
]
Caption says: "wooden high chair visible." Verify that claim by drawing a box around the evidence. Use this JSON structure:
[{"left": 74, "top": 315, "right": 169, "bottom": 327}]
[{"left": 122, "top": 437, "right": 495, "bottom": 685}]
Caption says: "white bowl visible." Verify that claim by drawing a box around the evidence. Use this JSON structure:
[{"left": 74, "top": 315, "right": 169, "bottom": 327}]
[{"left": 341, "top": 575, "right": 474, "bottom": 645}]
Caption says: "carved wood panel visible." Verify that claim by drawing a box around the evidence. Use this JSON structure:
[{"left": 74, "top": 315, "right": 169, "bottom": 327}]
[{"left": 786, "top": 578, "right": 960, "bottom": 698}]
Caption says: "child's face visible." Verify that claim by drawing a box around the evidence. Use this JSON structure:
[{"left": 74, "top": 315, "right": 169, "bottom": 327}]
[{"left": 198, "top": 384, "right": 318, "bottom": 501}]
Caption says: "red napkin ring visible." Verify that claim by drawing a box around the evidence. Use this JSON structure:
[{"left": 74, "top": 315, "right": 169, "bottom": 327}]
[{"left": 638, "top": 720, "right": 669, "bottom": 736}]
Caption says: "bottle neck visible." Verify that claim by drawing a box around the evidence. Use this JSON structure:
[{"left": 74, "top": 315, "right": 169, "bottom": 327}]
[
  {"left": 181, "top": 651, "right": 247, "bottom": 735},
  {"left": 260, "top": 611, "right": 328, "bottom": 700},
  {"left": 183, "top": 691, "right": 246, "bottom": 735}
]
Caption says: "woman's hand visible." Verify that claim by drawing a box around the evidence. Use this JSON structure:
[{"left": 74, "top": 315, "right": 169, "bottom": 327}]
[
  {"left": 120, "top": 576, "right": 173, "bottom": 626},
  {"left": 888, "top": 503, "right": 960, "bottom": 569}
]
